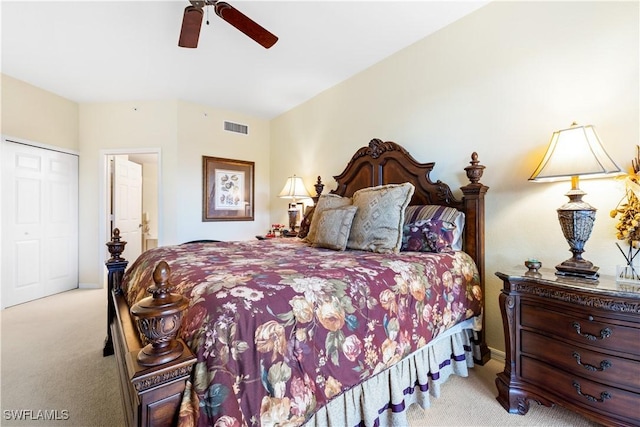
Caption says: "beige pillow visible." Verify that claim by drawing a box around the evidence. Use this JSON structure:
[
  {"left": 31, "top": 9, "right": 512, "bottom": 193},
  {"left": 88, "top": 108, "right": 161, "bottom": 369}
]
[
  {"left": 306, "top": 194, "right": 352, "bottom": 243},
  {"left": 312, "top": 206, "right": 358, "bottom": 251},
  {"left": 347, "top": 183, "right": 415, "bottom": 253}
]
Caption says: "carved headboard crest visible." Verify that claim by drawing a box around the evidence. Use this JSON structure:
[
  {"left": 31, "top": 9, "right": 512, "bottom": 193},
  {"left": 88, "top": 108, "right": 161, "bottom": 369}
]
[{"left": 352, "top": 139, "right": 410, "bottom": 160}]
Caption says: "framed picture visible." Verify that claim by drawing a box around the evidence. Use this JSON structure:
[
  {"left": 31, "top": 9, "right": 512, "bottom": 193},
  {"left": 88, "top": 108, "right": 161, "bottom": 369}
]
[{"left": 203, "top": 156, "right": 254, "bottom": 221}]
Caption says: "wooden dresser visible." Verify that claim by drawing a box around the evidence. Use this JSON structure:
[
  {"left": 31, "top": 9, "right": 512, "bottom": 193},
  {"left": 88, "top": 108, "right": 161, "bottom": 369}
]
[{"left": 495, "top": 269, "right": 640, "bottom": 426}]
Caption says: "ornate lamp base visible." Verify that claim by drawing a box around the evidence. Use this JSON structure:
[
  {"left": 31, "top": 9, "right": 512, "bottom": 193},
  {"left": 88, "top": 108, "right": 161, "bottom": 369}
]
[
  {"left": 555, "top": 257, "right": 599, "bottom": 279},
  {"left": 287, "top": 208, "right": 298, "bottom": 235},
  {"left": 555, "top": 184, "right": 599, "bottom": 280}
]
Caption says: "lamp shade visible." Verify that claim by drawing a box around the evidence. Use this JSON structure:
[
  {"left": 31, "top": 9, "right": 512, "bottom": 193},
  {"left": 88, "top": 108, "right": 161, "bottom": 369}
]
[
  {"left": 529, "top": 123, "right": 621, "bottom": 182},
  {"left": 278, "top": 175, "right": 310, "bottom": 200}
]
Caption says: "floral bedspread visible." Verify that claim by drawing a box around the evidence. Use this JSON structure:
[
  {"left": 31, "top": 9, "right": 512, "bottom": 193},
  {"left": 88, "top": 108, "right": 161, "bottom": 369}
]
[{"left": 122, "top": 239, "right": 483, "bottom": 427}]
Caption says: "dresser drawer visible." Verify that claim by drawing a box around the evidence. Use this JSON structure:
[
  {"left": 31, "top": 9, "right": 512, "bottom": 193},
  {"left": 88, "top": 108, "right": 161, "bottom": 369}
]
[
  {"left": 521, "top": 356, "right": 640, "bottom": 425},
  {"left": 521, "top": 302, "right": 640, "bottom": 355},
  {"left": 521, "top": 330, "right": 640, "bottom": 392}
]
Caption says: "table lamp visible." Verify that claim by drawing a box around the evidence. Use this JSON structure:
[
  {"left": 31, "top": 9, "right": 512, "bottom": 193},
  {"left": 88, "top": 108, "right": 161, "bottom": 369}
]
[
  {"left": 278, "top": 175, "right": 311, "bottom": 234},
  {"left": 529, "top": 122, "right": 622, "bottom": 279}
]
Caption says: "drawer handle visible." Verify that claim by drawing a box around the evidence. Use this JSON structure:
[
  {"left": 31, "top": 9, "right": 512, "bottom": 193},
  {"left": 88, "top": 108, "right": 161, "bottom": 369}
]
[
  {"left": 572, "top": 352, "right": 612, "bottom": 372},
  {"left": 572, "top": 381, "right": 612, "bottom": 403},
  {"left": 572, "top": 322, "right": 612, "bottom": 341}
]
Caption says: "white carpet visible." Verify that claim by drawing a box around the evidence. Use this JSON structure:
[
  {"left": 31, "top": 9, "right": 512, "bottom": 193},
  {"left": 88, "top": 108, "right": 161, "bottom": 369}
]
[{"left": 1, "top": 288, "right": 123, "bottom": 426}]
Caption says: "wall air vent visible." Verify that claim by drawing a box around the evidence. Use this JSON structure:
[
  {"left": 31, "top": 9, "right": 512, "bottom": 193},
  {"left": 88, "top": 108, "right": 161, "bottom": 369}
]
[{"left": 224, "top": 121, "right": 249, "bottom": 135}]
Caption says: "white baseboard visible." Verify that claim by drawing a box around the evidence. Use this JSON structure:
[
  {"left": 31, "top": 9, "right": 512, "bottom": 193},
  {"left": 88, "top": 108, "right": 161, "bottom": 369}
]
[{"left": 488, "top": 346, "right": 505, "bottom": 363}]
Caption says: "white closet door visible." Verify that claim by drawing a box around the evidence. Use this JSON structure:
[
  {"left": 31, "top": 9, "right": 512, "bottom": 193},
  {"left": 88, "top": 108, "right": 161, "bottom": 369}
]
[{"left": 1, "top": 140, "right": 79, "bottom": 308}]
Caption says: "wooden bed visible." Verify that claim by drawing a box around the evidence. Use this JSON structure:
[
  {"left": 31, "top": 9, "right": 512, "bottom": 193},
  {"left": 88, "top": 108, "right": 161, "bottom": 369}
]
[{"left": 103, "top": 139, "right": 489, "bottom": 427}]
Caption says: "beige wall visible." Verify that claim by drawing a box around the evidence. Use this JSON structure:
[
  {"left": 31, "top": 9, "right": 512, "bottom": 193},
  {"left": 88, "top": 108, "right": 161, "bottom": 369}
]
[
  {"left": 78, "top": 100, "right": 179, "bottom": 286},
  {"left": 270, "top": 1, "right": 639, "bottom": 354},
  {"left": 1, "top": 74, "right": 79, "bottom": 150},
  {"left": 79, "top": 100, "right": 270, "bottom": 286},
  {"left": 175, "top": 101, "right": 271, "bottom": 243}
]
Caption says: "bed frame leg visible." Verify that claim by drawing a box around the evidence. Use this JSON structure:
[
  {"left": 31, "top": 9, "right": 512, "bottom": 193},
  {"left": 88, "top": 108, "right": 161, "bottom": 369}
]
[
  {"left": 103, "top": 228, "right": 128, "bottom": 357},
  {"left": 472, "top": 329, "right": 491, "bottom": 365}
]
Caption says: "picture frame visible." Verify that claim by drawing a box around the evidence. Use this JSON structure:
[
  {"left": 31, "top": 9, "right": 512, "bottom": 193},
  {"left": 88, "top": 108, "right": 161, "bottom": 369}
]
[{"left": 203, "top": 156, "right": 254, "bottom": 221}]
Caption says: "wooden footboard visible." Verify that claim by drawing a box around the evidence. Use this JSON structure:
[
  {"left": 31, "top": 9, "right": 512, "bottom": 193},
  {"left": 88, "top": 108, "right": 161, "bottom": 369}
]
[{"left": 104, "top": 230, "right": 196, "bottom": 427}]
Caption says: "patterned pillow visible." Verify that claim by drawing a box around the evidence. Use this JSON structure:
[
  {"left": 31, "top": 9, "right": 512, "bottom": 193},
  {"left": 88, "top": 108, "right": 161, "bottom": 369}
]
[
  {"left": 306, "top": 194, "right": 352, "bottom": 243},
  {"left": 312, "top": 206, "right": 358, "bottom": 251},
  {"left": 404, "top": 205, "right": 465, "bottom": 250},
  {"left": 400, "top": 219, "right": 456, "bottom": 253},
  {"left": 347, "top": 182, "right": 415, "bottom": 253},
  {"left": 297, "top": 206, "right": 315, "bottom": 239}
]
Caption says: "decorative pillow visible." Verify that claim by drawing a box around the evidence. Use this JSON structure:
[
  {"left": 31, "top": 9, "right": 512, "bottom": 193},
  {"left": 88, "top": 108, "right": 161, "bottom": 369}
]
[
  {"left": 297, "top": 206, "right": 315, "bottom": 239},
  {"left": 404, "top": 205, "right": 465, "bottom": 250},
  {"left": 347, "top": 182, "right": 415, "bottom": 253},
  {"left": 306, "top": 194, "right": 352, "bottom": 243},
  {"left": 312, "top": 206, "right": 358, "bottom": 251},
  {"left": 400, "top": 219, "right": 456, "bottom": 253}
]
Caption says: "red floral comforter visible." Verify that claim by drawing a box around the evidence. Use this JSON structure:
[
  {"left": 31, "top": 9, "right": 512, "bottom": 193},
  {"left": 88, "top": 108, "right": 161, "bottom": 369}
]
[{"left": 122, "top": 239, "right": 482, "bottom": 427}]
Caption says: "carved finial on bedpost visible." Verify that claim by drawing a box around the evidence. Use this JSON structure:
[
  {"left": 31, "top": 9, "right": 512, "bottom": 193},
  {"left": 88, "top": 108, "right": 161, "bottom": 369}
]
[
  {"left": 104, "top": 228, "right": 129, "bottom": 357},
  {"left": 313, "top": 176, "right": 325, "bottom": 204},
  {"left": 465, "top": 152, "right": 485, "bottom": 185},
  {"left": 106, "top": 228, "right": 127, "bottom": 262},
  {"left": 130, "top": 261, "right": 189, "bottom": 366}
]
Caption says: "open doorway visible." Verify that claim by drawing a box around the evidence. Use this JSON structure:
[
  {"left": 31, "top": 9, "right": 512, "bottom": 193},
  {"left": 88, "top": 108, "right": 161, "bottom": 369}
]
[{"left": 99, "top": 148, "right": 160, "bottom": 288}]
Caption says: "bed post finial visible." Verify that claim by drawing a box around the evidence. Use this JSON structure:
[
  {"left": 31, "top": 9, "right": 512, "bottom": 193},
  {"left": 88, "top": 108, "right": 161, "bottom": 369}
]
[
  {"left": 313, "top": 176, "right": 324, "bottom": 203},
  {"left": 130, "top": 261, "right": 190, "bottom": 366},
  {"left": 465, "top": 152, "right": 485, "bottom": 185},
  {"left": 106, "top": 228, "right": 127, "bottom": 262}
]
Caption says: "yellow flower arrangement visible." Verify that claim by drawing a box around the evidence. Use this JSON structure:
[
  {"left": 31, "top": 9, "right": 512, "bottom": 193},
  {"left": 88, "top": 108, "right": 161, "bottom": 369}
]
[
  {"left": 610, "top": 145, "right": 640, "bottom": 247},
  {"left": 610, "top": 146, "right": 640, "bottom": 280}
]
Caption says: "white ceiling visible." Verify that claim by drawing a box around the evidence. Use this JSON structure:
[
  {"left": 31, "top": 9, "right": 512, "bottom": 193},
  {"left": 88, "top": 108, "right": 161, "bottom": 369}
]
[{"left": 1, "top": 1, "right": 488, "bottom": 119}]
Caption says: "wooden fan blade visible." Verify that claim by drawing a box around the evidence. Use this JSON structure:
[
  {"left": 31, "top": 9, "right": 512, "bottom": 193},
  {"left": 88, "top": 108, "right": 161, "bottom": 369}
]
[
  {"left": 214, "top": 2, "right": 278, "bottom": 49},
  {"left": 178, "top": 6, "right": 203, "bottom": 48}
]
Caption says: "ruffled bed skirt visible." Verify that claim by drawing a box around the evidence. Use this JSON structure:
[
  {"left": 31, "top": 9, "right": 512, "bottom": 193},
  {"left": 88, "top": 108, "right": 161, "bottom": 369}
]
[{"left": 306, "top": 321, "right": 475, "bottom": 427}]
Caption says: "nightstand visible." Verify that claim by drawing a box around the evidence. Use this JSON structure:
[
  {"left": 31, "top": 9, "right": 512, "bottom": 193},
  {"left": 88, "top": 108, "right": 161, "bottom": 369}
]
[{"left": 495, "top": 269, "right": 640, "bottom": 427}]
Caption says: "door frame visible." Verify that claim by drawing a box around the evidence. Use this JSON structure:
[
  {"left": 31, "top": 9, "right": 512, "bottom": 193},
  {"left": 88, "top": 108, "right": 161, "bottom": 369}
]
[{"left": 98, "top": 148, "right": 161, "bottom": 289}]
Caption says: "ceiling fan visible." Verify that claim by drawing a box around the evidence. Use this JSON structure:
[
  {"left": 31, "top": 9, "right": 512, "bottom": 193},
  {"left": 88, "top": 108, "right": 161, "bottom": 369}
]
[{"left": 178, "top": 1, "right": 278, "bottom": 49}]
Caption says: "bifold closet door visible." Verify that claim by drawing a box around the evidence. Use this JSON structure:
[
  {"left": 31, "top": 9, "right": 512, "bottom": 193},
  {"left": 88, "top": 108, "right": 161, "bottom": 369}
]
[{"left": 1, "top": 140, "right": 79, "bottom": 308}]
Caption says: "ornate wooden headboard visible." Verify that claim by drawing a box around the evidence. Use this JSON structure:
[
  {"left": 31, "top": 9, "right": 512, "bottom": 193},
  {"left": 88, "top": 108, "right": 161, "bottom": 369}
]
[{"left": 331, "top": 139, "right": 489, "bottom": 362}]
